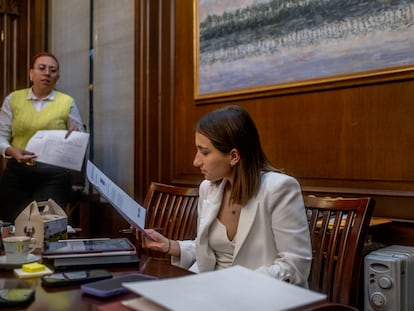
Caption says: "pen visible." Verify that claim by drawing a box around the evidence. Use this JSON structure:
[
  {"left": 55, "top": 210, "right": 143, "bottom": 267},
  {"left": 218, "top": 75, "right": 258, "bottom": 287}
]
[
  {"left": 119, "top": 227, "right": 164, "bottom": 234},
  {"left": 119, "top": 229, "right": 133, "bottom": 234}
]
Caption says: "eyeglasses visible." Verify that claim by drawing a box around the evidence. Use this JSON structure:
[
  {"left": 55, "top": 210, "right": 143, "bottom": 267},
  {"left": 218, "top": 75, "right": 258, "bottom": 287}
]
[{"left": 33, "top": 64, "right": 59, "bottom": 74}]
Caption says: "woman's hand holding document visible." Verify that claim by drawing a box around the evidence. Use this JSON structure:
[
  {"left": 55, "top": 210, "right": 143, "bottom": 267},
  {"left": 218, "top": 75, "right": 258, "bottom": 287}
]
[{"left": 25, "top": 130, "right": 89, "bottom": 171}]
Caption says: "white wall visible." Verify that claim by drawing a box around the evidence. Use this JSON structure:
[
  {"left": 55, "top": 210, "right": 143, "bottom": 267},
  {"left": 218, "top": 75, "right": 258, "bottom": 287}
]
[
  {"left": 48, "top": 0, "right": 135, "bottom": 195},
  {"left": 47, "top": 0, "right": 90, "bottom": 128}
]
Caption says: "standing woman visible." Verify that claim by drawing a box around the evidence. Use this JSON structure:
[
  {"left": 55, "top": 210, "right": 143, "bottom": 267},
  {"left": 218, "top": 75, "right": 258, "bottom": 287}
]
[
  {"left": 0, "top": 51, "right": 85, "bottom": 222},
  {"left": 141, "top": 105, "right": 312, "bottom": 287}
]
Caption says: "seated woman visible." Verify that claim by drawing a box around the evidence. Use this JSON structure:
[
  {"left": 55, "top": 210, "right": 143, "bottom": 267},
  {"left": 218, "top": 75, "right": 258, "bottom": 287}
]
[{"left": 139, "top": 105, "right": 312, "bottom": 287}]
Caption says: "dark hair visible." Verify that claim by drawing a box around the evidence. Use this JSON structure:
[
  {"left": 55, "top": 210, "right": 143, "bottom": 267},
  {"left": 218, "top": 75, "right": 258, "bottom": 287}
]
[
  {"left": 30, "top": 52, "right": 60, "bottom": 70},
  {"left": 195, "top": 105, "right": 278, "bottom": 205}
]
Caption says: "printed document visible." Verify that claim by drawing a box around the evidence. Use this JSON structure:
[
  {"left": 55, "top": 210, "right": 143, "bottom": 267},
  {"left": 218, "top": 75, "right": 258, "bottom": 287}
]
[
  {"left": 123, "top": 266, "right": 327, "bottom": 311},
  {"left": 86, "top": 160, "right": 148, "bottom": 238},
  {"left": 26, "top": 130, "right": 89, "bottom": 171}
]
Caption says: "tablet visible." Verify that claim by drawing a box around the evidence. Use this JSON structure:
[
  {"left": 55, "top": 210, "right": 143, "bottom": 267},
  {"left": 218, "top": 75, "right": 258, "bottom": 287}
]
[{"left": 81, "top": 273, "right": 156, "bottom": 298}]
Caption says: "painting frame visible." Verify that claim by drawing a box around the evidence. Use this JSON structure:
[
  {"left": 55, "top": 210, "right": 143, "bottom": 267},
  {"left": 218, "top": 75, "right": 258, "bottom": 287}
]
[{"left": 193, "top": 0, "right": 414, "bottom": 104}]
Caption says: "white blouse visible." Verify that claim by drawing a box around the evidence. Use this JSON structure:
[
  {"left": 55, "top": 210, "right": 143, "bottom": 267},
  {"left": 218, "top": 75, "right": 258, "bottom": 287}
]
[{"left": 208, "top": 218, "right": 236, "bottom": 270}]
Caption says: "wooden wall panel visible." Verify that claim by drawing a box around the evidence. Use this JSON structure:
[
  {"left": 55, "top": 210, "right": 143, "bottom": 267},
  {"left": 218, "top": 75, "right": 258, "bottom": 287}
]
[
  {"left": 135, "top": 1, "right": 414, "bottom": 223},
  {"left": 252, "top": 81, "right": 414, "bottom": 187}
]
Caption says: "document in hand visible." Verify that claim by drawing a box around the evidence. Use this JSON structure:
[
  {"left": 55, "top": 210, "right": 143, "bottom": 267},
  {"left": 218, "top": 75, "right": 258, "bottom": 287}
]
[
  {"left": 123, "top": 266, "right": 327, "bottom": 311},
  {"left": 86, "top": 160, "right": 149, "bottom": 238},
  {"left": 25, "top": 130, "right": 89, "bottom": 171}
]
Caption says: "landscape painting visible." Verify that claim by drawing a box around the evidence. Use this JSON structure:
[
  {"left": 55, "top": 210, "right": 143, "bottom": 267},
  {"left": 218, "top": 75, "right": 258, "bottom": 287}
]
[{"left": 195, "top": 0, "right": 414, "bottom": 99}]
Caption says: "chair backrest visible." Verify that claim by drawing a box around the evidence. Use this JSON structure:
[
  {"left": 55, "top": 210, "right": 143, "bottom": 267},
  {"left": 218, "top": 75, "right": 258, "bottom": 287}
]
[
  {"left": 304, "top": 195, "right": 375, "bottom": 307},
  {"left": 140, "top": 182, "right": 199, "bottom": 258}
]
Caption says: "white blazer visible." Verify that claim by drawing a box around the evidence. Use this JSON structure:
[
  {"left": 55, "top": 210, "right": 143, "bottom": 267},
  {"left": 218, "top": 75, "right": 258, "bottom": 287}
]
[{"left": 172, "top": 172, "right": 312, "bottom": 287}]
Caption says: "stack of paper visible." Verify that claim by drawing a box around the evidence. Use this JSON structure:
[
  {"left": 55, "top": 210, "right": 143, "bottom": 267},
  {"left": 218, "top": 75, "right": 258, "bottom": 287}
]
[
  {"left": 123, "top": 266, "right": 326, "bottom": 311},
  {"left": 26, "top": 130, "right": 90, "bottom": 171}
]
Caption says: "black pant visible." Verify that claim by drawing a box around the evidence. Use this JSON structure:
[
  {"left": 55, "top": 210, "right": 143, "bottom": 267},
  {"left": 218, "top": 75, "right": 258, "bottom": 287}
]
[{"left": 0, "top": 158, "right": 71, "bottom": 222}]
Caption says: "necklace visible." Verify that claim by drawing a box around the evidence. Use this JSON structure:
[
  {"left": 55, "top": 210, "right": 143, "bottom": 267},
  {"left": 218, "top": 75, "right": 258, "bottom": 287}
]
[{"left": 229, "top": 199, "right": 237, "bottom": 215}]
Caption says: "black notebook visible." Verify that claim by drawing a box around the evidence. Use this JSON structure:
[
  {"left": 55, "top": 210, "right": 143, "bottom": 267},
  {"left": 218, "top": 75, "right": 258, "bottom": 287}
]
[{"left": 52, "top": 254, "right": 139, "bottom": 270}]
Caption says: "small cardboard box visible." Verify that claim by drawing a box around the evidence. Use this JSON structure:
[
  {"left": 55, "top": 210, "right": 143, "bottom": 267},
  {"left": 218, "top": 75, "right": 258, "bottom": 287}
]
[{"left": 14, "top": 199, "right": 68, "bottom": 249}]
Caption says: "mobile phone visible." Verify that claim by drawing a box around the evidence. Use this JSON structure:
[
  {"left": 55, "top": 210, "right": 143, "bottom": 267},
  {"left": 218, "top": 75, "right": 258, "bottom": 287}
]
[
  {"left": 41, "top": 269, "right": 113, "bottom": 288},
  {"left": 81, "top": 273, "right": 156, "bottom": 298},
  {"left": 0, "top": 288, "right": 35, "bottom": 307}
]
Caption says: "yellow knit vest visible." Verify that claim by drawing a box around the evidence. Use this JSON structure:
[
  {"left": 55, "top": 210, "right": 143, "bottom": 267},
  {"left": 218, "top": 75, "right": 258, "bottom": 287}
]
[{"left": 10, "top": 89, "right": 72, "bottom": 149}]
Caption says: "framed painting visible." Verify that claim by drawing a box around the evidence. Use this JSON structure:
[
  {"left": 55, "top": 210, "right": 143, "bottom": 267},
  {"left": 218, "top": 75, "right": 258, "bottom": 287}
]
[{"left": 194, "top": 0, "right": 414, "bottom": 103}]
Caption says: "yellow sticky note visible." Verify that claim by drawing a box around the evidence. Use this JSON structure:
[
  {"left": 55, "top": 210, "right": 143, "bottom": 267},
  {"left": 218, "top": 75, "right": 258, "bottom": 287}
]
[{"left": 22, "top": 262, "right": 46, "bottom": 273}]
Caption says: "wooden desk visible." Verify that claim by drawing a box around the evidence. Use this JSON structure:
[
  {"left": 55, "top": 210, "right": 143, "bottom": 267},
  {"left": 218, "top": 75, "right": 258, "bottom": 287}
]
[
  {"left": 0, "top": 257, "right": 327, "bottom": 311},
  {"left": 0, "top": 257, "right": 189, "bottom": 311}
]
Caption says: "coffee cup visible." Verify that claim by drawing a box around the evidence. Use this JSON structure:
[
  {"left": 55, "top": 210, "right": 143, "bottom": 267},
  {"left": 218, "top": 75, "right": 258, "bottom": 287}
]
[{"left": 3, "top": 236, "right": 37, "bottom": 263}]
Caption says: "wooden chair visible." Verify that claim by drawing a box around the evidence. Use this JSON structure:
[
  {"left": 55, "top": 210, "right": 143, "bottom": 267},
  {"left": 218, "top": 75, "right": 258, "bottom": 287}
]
[
  {"left": 304, "top": 195, "right": 375, "bottom": 307},
  {"left": 139, "top": 182, "right": 199, "bottom": 258}
]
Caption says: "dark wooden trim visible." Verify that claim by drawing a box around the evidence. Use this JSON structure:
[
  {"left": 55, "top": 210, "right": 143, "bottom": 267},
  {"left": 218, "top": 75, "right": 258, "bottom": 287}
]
[
  {"left": 195, "top": 66, "right": 414, "bottom": 105},
  {"left": 134, "top": 0, "right": 175, "bottom": 202},
  {"left": 0, "top": 0, "right": 20, "bottom": 16},
  {"left": 134, "top": 0, "right": 146, "bottom": 202},
  {"left": 30, "top": 0, "right": 46, "bottom": 55},
  {"left": 302, "top": 186, "right": 414, "bottom": 198}
]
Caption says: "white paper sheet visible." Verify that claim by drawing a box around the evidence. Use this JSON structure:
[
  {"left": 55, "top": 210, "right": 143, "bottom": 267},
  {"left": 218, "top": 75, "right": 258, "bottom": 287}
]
[
  {"left": 123, "top": 266, "right": 327, "bottom": 311},
  {"left": 86, "top": 160, "right": 148, "bottom": 238},
  {"left": 25, "top": 130, "right": 89, "bottom": 171},
  {"left": 122, "top": 297, "right": 168, "bottom": 311}
]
